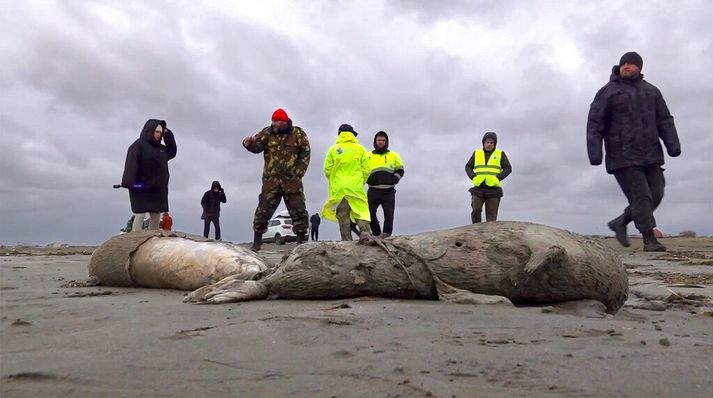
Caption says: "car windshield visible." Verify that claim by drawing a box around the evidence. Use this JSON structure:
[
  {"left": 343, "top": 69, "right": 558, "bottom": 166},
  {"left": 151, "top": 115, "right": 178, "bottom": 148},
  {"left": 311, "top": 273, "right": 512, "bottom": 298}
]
[{"left": 284, "top": 219, "right": 292, "bottom": 224}]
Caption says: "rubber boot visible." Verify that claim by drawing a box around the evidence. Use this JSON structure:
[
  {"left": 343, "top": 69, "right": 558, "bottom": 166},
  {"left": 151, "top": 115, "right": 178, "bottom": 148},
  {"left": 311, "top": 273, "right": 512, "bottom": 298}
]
[
  {"left": 250, "top": 231, "right": 262, "bottom": 252},
  {"left": 607, "top": 217, "right": 630, "bottom": 247},
  {"left": 296, "top": 233, "right": 306, "bottom": 244},
  {"left": 357, "top": 220, "right": 373, "bottom": 245},
  {"left": 642, "top": 230, "right": 666, "bottom": 252}
]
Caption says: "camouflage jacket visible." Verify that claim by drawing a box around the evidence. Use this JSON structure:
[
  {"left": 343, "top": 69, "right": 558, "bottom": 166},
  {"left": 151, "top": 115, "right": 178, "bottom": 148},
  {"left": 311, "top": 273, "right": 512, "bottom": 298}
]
[{"left": 246, "top": 125, "right": 311, "bottom": 193}]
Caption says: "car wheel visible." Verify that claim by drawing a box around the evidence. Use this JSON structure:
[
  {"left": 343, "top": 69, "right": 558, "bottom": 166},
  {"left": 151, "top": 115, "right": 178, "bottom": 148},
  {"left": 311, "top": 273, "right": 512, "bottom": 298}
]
[{"left": 275, "top": 233, "right": 284, "bottom": 245}]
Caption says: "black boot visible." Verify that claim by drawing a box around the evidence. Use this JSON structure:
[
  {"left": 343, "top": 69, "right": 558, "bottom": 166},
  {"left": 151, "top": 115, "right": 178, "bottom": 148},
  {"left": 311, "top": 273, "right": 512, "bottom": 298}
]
[
  {"left": 642, "top": 230, "right": 666, "bottom": 252},
  {"left": 607, "top": 217, "right": 630, "bottom": 247},
  {"left": 250, "top": 231, "right": 262, "bottom": 252},
  {"left": 296, "top": 233, "right": 306, "bottom": 244}
]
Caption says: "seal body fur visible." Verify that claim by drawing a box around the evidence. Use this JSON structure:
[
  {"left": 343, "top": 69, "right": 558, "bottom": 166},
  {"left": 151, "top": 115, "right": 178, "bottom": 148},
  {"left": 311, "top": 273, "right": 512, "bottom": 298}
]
[
  {"left": 89, "top": 231, "right": 267, "bottom": 290},
  {"left": 185, "top": 222, "right": 628, "bottom": 313}
]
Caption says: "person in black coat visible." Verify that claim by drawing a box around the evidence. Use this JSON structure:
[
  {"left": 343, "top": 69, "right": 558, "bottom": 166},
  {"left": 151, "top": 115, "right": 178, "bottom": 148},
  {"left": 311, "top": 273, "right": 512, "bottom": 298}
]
[
  {"left": 587, "top": 52, "right": 681, "bottom": 252},
  {"left": 121, "top": 119, "right": 177, "bottom": 231},
  {"left": 201, "top": 181, "right": 227, "bottom": 240},
  {"left": 309, "top": 213, "right": 321, "bottom": 241}
]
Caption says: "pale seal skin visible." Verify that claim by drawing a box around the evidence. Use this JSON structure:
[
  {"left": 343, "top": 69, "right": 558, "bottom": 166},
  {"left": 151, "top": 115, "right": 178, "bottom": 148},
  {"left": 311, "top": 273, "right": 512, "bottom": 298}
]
[
  {"left": 89, "top": 231, "right": 268, "bottom": 290},
  {"left": 185, "top": 222, "right": 628, "bottom": 314}
]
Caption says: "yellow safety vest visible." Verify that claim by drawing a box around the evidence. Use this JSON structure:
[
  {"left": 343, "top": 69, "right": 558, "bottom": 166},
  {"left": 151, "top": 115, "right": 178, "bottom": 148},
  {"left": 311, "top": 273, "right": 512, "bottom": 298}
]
[{"left": 473, "top": 149, "right": 502, "bottom": 187}]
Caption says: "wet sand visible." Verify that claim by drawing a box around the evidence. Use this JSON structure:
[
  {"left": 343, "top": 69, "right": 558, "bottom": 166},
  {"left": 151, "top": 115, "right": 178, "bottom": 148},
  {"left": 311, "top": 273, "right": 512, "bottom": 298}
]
[{"left": 1, "top": 237, "right": 712, "bottom": 397}]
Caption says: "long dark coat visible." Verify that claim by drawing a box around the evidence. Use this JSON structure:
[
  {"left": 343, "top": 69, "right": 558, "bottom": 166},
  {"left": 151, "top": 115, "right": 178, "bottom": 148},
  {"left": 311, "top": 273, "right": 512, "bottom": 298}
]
[
  {"left": 201, "top": 181, "right": 227, "bottom": 219},
  {"left": 121, "top": 119, "right": 177, "bottom": 213},
  {"left": 587, "top": 66, "right": 680, "bottom": 173}
]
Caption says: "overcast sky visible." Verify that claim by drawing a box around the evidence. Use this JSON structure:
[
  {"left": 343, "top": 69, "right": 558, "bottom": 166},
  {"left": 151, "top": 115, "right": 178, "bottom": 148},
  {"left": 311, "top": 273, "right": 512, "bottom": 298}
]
[{"left": 1, "top": 0, "right": 711, "bottom": 245}]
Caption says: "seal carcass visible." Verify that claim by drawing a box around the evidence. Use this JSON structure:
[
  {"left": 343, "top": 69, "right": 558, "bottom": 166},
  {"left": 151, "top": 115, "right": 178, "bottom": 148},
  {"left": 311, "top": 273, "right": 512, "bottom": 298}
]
[
  {"left": 89, "top": 230, "right": 268, "bottom": 290},
  {"left": 185, "top": 222, "right": 628, "bottom": 313}
]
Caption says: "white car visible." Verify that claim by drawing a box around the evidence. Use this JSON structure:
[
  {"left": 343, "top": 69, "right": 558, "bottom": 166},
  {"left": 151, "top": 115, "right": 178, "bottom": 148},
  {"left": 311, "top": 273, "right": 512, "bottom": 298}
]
[{"left": 262, "top": 217, "right": 296, "bottom": 245}]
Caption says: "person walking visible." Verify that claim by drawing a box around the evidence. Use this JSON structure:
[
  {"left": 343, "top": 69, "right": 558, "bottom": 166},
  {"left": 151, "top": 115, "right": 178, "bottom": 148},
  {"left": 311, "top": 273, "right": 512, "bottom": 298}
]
[
  {"left": 201, "top": 181, "right": 227, "bottom": 240},
  {"left": 322, "top": 124, "right": 372, "bottom": 243},
  {"left": 122, "top": 119, "right": 177, "bottom": 231},
  {"left": 243, "top": 108, "right": 310, "bottom": 251},
  {"left": 309, "top": 213, "right": 321, "bottom": 241},
  {"left": 366, "top": 131, "right": 404, "bottom": 238},
  {"left": 465, "top": 132, "right": 511, "bottom": 223},
  {"left": 587, "top": 51, "right": 681, "bottom": 252}
]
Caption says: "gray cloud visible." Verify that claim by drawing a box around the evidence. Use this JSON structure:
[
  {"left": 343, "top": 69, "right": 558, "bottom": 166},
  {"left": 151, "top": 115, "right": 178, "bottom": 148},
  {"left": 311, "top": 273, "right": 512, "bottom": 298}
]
[{"left": 1, "top": 0, "right": 711, "bottom": 245}]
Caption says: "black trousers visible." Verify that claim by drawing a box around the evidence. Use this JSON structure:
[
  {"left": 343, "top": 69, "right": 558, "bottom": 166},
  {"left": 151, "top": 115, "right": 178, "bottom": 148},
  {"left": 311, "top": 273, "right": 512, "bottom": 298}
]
[
  {"left": 203, "top": 217, "right": 221, "bottom": 240},
  {"left": 310, "top": 226, "right": 319, "bottom": 241},
  {"left": 368, "top": 188, "right": 396, "bottom": 236},
  {"left": 612, "top": 165, "right": 665, "bottom": 233},
  {"left": 471, "top": 195, "right": 500, "bottom": 223}
]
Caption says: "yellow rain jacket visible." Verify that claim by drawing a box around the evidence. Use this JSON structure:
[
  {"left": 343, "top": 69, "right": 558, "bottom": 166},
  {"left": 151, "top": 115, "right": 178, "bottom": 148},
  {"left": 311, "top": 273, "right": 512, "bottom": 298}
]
[{"left": 322, "top": 131, "right": 371, "bottom": 222}]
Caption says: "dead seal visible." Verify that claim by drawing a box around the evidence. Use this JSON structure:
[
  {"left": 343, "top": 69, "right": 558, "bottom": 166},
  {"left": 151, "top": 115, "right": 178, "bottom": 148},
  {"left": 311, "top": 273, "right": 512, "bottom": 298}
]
[
  {"left": 88, "top": 230, "right": 268, "bottom": 290},
  {"left": 185, "top": 222, "right": 628, "bottom": 313}
]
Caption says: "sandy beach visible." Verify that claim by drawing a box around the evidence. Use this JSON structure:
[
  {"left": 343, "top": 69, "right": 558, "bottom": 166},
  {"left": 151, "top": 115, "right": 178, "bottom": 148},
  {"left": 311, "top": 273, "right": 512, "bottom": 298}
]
[{"left": 1, "top": 237, "right": 712, "bottom": 397}]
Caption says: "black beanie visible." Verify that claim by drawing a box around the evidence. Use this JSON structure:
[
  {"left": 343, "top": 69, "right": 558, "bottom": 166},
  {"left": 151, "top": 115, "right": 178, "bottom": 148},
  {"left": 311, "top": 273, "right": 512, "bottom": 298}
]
[
  {"left": 619, "top": 51, "right": 643, "bottom": 70},
  {"left": 338, "top": 123, "right": 357, "bottom": 136}
]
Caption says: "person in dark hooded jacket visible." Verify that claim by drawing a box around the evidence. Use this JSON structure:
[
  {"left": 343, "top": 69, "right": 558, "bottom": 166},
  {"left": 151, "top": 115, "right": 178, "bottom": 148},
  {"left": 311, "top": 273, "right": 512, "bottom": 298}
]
[
  {"left": 587, "top": 51, "right": 681, "bottom": 252},
  {"left": 122, "top": 119, "right": 177, "bottom": 231},
  {"left": 465, "top": 132, "right": 512, "bottom": 223},
  {"left": 366, "top": 131, "right": 405, "bottom": 237},
  {"left": 201, "top": 181, "right": 227, "bottom": 240}
]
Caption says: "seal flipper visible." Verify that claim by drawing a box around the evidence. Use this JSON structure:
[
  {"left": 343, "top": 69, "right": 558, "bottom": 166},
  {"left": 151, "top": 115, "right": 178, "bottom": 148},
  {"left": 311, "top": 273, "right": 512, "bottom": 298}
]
[
  {"left": 184, "top": 276, "right": 268, "bottom": 304},
  {"left": 433, "top": 274, "right": 512, "bottom": 306},
  {"left": 524, "top": 245, "right": 566, "bottom": 274}
]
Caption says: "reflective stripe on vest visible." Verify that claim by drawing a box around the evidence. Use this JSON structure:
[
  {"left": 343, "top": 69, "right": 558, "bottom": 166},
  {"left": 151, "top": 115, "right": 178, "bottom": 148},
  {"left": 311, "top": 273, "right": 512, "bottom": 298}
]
[{"left": 473, "top": 149, "right": 502, "bottom": 187}]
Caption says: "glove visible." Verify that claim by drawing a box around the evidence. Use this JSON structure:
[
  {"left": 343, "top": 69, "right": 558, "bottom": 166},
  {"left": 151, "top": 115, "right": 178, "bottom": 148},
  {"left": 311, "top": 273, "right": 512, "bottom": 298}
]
[{"left": 667, "top": 148, "right": 681, "bottom": 157}]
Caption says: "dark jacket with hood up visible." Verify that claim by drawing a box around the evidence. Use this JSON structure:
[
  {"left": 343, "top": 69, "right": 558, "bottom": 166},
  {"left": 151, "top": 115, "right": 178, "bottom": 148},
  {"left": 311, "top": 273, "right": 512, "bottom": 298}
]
[
  {"left": 121, "top": 119, "right": 177, "bottom": 213},
  {"left": 587, "top": 66, "right": 680, "bottom": 174},
  {"left": 465, "top": 132, "right": 512, "bottom": 198},
  {"left": 201, "top": 181, "right": 227, "bottom": 219},
  {"left": 366, "top": 131, "right": 405, "bottom": 188}
]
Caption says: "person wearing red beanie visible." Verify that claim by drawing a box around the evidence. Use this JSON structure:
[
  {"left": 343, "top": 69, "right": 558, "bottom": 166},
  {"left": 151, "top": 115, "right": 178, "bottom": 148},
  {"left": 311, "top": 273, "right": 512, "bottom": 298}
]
[{"left": 242, "top": 109, "right": 311, "bottom": 251}]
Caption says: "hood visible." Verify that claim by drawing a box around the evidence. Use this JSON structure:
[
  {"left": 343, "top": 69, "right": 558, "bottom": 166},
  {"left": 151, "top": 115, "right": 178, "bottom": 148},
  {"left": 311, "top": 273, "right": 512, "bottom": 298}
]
[
  {"left": 336, "top": 131, "right": 358, "bottom": 144},
  {"left": 140, "top": 119, "right": 167, "bottom": 146},
  {"left": 211, "top": 181, "right": 221, "bottom": 190},
  {"left": 372, "top": 131, "right": 389, "bottom": 153},
  {"left": 481, "top": 132, "right": 498, "bottom": 149},
  {"left": 609, "top": 65, "right": 643, "bottom": 82}
]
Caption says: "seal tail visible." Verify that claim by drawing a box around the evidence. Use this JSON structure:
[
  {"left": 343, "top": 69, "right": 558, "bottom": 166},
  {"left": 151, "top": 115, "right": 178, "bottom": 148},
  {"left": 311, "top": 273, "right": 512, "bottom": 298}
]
[
  {"left": 524, "top": 245, "right": 567, "bottom": 274},
  {"left": 184, "top": 276, "right": 268, "bottom": 304}
]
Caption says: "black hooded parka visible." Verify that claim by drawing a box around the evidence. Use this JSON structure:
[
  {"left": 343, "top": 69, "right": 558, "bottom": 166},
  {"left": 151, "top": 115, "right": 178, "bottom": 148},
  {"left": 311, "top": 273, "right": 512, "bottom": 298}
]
[{"left": 121, "top": 119, "right": 177, "bottom": 213}]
